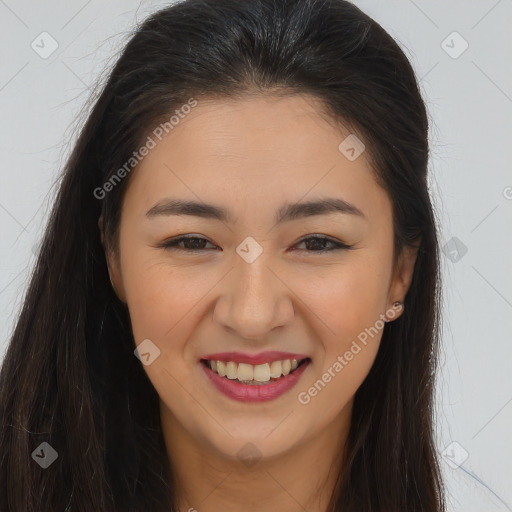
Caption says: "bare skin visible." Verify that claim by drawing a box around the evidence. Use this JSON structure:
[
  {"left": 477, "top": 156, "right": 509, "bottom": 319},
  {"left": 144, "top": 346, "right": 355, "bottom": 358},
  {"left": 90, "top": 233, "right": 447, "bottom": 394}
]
[{"left": 101, "top": 93, "right": 417, "bottom": 512}]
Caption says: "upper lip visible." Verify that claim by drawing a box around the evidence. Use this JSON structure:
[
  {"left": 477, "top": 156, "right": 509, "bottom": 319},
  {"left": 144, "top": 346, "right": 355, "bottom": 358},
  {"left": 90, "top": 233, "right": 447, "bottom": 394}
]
[{"left": 200, "top": 351, "right": 309, "bottom": 365}]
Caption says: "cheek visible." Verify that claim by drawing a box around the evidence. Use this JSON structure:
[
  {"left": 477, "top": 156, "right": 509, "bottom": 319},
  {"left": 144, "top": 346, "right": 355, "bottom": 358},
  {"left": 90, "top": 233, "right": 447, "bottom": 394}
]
[
  {"left": 117, "top": 236, "right": 200, "bottom": 345},
  {"left": 125, "top": 262, "right": 206, "bottom": 340},
  {"left": 291, "top": 256, "right": 391, "bottom": 343},
  {"left": 291, "top": 256, "right": 391, "bottom": 408},
  {"left": 124, "top": 263, "right": 212, "bottom": 398}
]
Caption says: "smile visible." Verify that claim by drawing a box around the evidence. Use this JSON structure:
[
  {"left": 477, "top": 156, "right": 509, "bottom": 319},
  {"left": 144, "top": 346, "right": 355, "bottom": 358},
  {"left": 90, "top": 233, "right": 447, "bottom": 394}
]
[
  {"left": 201, "top": 358, "right": 307, "bottom": 384},
  {"left": 200, "top": 357, "right": 311, "bottom": 402}
]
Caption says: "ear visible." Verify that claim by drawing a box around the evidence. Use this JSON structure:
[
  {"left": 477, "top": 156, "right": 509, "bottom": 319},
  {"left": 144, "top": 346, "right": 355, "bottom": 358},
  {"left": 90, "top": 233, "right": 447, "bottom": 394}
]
[
  {"left": 98, "top": 216, "right": 127, "bottom": 303},
  {"left": 386, "top": 240, "right": 420, "bottom": 320}
]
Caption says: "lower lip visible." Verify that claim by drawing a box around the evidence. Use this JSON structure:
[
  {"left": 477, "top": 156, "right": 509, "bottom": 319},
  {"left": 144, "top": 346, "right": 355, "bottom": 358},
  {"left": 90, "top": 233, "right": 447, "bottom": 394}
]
[{"left": 201, "top": 359, "right": 310, "bottom": 402}]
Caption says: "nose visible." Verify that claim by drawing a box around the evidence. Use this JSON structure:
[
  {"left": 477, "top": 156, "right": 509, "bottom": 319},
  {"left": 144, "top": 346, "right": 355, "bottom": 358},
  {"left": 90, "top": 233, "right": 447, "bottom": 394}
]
[{"left": 212, "top": 256, "right": 295, "bottom": 340}]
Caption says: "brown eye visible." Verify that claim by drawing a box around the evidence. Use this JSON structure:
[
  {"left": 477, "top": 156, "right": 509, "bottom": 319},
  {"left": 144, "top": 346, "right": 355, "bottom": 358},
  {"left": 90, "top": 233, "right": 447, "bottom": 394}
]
[
  {"left": 160, "top": 234, "right": 352, "bottom": 253},
  {"left": 292, "top": 235, "right": 352, "bottom": 252},
  {"left": 161, "top": 235, "right": 218, "bottom": 251}
]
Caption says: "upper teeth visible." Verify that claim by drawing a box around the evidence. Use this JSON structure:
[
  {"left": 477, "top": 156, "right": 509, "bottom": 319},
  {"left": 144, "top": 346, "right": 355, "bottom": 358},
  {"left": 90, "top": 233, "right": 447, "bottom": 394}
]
[{"left": 208, "top": 359, "right": 301, "bottom": 382}]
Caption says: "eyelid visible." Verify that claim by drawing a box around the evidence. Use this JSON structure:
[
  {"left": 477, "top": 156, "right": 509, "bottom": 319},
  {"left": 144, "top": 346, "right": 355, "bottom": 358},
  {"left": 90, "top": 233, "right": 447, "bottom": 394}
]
[
  {"left": 160, "top": 234, "right": 218, "bottom": 251},
  {"left": 160, "top": 233, "right": 353, "bottom": 253},
  {"left": 292, "top": 234, "right": 353, "bottom": 252}
]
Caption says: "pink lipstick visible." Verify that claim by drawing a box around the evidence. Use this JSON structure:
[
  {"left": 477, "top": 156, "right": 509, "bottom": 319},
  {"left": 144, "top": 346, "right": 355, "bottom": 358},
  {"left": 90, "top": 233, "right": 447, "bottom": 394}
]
[{"left": 199, "top": 354, "right": 310, "bottom": 402}]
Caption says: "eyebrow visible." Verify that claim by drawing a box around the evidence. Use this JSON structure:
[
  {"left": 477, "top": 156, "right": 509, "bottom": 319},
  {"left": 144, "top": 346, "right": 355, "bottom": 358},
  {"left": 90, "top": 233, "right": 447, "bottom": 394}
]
[{"left": 146, "top": 197, "right": 366, "bottom": 224}]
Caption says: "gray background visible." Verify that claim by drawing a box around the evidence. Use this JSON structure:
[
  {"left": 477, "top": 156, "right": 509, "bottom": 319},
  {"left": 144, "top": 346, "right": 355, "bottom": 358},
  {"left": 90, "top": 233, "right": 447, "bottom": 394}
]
[{"left": 0, "top": 1, "right": 511, "bottom": 510}]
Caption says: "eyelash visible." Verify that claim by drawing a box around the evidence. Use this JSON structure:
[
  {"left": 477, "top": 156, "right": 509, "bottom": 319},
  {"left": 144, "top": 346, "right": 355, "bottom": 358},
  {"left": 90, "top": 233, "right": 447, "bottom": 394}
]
[{"left": 160, "top": 235, "right": 353, "bottom": 253}]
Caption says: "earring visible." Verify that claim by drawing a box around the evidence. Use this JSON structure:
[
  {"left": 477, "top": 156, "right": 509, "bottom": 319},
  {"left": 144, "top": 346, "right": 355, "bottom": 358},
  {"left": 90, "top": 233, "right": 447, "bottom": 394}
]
[{"left": 385, "top": 301, "right": 403, "bottom": 322}]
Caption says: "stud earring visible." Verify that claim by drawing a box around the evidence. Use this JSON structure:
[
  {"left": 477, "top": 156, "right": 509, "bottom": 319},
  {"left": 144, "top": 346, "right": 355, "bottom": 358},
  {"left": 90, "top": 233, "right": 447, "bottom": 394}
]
[{"left": 385, "top": 301, "right": 403, "bottom": 322}]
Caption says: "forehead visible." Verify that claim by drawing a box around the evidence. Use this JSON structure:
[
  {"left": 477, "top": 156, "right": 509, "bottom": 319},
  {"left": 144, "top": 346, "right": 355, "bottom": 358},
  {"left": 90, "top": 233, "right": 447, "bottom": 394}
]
[
  {"left": 123, "top": 93, "right": 390, "bottom": 223},
  {"left": 154, "top": 93, "right": 355, "bottom": 165}
]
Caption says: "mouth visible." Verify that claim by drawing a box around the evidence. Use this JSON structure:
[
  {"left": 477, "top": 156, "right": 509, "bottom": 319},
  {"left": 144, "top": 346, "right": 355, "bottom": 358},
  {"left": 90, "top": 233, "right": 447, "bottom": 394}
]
[
  {"left": 199, "top": 350, "right": 312, "bottom": 402},
  {"left": 200, "top": 357, "right": 310, "bottom": 386}
]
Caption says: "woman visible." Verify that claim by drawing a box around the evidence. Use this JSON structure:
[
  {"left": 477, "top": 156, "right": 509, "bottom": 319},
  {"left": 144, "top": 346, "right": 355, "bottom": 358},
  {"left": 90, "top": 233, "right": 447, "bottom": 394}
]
[{"left": 0, "top": 0, "right": 445, "bottom": 510}]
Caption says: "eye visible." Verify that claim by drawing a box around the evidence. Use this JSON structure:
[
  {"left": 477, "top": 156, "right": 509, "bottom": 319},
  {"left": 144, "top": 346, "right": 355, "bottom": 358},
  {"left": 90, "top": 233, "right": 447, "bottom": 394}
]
[
  {"left": 161, "top": 235, "right": 218, "bottom": 252},
  {"left": 291, "top": 235, "right": 353, "bottom": 253},
  {"left": 160, "top": 234, "right": 352, "bottom": 253}
]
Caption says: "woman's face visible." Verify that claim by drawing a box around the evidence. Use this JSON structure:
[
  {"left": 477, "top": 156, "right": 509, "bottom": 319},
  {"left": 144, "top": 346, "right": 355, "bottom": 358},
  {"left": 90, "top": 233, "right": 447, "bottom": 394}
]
[{"left": 106, "top": 93, "right": 416, "bottom": 463}]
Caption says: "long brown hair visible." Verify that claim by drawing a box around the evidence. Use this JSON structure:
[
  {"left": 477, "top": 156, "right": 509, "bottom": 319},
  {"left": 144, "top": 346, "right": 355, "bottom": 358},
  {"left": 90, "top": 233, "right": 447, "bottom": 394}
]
[{"left": 0, "top": 0, "right": 444, "bottom": 510}]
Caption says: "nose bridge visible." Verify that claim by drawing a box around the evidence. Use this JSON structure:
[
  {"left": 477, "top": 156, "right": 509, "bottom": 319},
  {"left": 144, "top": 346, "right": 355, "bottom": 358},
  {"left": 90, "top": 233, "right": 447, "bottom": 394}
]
[
  {"left": 236, "top": 257, "right": 274, "bottom": 314},
  {"left": 213, "top": 247, "right": 294, "bottom": 339}
]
